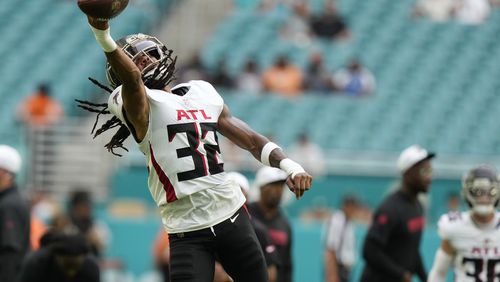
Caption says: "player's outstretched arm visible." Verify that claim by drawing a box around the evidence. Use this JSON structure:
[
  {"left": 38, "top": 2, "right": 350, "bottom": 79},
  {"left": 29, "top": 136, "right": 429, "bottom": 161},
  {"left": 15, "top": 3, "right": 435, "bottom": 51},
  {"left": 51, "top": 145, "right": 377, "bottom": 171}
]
[
  {"left": 87, "top": 17, "right": 149, "bottom": 141},
  {"left": 217, "top": 105, "right": 312, "bottom": 199},
  {"left": 428, "top": 240, "right": 454, "bottom": 282}
]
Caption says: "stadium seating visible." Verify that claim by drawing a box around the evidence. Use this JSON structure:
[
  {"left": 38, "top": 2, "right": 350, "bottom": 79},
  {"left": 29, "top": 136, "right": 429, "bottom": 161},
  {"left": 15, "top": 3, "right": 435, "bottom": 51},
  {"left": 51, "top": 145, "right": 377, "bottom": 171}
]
[
  {"left": 0, "top": 0, "right": 173, "bottom": 146},
  {"left": 204, "top": 0, "right": 500, "bottom": 156}
]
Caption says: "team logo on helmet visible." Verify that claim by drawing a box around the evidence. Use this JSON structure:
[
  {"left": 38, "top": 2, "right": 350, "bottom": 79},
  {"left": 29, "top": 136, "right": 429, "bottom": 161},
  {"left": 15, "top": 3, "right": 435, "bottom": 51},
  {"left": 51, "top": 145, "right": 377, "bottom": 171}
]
[{"left": 462, "top": 165, "right": 500, "bottom": 216}]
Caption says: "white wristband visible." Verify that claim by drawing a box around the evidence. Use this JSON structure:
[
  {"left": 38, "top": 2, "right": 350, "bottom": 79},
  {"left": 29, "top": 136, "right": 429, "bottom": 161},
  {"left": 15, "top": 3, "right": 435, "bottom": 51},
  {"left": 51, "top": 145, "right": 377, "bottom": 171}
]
[
  {"left": 260, "top": 142, "right": 281, "bottom": 166},
  {"left": 279, "top": 158, "right": 305, "bottom": 178},
  {"left": 90, "top": 25, "right": 118, "bottom": 53}
]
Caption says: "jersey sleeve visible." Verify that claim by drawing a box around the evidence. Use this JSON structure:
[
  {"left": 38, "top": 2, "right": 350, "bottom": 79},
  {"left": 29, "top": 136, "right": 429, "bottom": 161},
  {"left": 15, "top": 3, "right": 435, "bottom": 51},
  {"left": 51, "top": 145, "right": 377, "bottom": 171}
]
[
  {"left": 107, "top": 85, "right": 159, "bottom": 121},
  {"left": 107, "top": 86, "right": 126, "bottom": 124},
  {"left": 107, "top": 86, "right": 152, "bottom": 154},
  {"left": 437, "top": 212, "right": 461, "bottom": 241}
]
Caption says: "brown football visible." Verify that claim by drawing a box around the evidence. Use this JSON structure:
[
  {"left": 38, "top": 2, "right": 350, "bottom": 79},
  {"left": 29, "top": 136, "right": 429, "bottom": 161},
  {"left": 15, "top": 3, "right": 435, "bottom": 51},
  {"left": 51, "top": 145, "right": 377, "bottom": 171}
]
[{"left": 77, "top": 0, "right": 129, "bottom": 20}]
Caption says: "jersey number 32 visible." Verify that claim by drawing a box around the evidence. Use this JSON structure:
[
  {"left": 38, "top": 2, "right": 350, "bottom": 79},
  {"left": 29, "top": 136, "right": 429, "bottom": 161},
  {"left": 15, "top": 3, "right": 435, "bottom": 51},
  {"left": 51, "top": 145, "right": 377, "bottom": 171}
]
[{"left": 168, "top": 122, "right": 223, "bottom": 181}]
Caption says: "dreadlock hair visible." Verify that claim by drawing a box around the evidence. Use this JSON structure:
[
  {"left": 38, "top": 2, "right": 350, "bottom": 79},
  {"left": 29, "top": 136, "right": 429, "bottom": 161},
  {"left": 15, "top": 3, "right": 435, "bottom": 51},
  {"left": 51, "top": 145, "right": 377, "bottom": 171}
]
[{"left": 76, "top": 50, "right": 177, "bottom": 156}]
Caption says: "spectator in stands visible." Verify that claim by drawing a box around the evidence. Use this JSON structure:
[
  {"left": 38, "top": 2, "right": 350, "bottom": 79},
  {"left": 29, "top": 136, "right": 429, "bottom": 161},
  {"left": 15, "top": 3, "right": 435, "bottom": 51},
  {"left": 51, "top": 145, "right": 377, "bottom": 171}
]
[
  {"left": 176, "top": 53, "right": 210, "bottom": 82},
  {"left": 453, "top": 0, "right": 490, "bottom": 25},
  {"left": 324, "top": 195, "right": 360, "bottom": 282},
  {"left": 249, "top": 167, "right": 293, "bottom": 282},
  {"left": 288, "top": 133, "right": 326, "bottom": 177},
  {"left": 280, "top": 2, "right": 312, "bottom": 47},
  {"left": 309, "top": 2, "right": 349, "bottom": 41},
  {"left": 361, "top": 145, "right": 434, "bottom": 282},
  {"left": 18, "top": 83, "right": 63, "bottom": 128},
  {"left": 236, "top": 60, "right": 263, "bottom": 94},
  {"left": 332, "top": 59, "right": 376, "bottom": 96},
  {"left": 0, "top": 145, "right": 30, "bottom": 282},
  {"left": 211, "top": 59, "right": 235, "bottom": 89},
  {"left": 303, "top": 52, "right": 331, "bottom": 93},
  {"left": 68, "top": 190, "right": 110, "bottom": 258},
  {"left": 18, "top": 231, "right": 100, "bottom": 282},
  {"left": 412, "top": 0, "right": 454, "bottom": 22},
  {"left": 262, "top": 55, "right": 303, "bottom": 97},
  {"left": 413, "top": 0, "right": 490, "bottom": 24},
  {"left": 152, "top": 229, "right": 170, "bottom": 282}
]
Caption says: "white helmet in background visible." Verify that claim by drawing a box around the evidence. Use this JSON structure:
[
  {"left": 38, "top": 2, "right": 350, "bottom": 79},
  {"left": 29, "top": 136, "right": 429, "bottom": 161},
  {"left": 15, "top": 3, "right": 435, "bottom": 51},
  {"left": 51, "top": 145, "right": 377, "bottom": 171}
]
[
  {"left": 226, "top": 172, "right": 250, "bottom": 194},
  {"left": 0, "top": 145, "right": 22, "bottom": 174},
  {"left": 462, "top": 165, "right": 500, "bottom": 216}
]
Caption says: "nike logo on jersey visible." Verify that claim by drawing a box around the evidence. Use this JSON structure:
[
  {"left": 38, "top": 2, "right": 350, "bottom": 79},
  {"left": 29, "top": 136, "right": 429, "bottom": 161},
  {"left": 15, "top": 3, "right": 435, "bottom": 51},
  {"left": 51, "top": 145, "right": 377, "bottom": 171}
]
[{"left": 230, "top": 214, "right": 239, "bottom": 223}]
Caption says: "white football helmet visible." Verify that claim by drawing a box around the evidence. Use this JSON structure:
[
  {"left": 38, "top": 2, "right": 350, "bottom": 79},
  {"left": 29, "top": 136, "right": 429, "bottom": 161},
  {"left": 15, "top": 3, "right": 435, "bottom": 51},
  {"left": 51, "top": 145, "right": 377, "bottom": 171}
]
[{"left": 462, "top": 165, "right": 500, "bottom": 216}]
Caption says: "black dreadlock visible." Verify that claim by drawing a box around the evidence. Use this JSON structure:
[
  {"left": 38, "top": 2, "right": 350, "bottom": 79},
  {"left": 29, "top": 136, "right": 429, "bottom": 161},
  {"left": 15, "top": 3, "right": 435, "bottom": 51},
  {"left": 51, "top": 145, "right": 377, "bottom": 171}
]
[
  {"left": 76, "top": 49, "right": 176, "bottom": 157},
  {"left": 75, "top": 80, "right": 130, "bottom": 157}
]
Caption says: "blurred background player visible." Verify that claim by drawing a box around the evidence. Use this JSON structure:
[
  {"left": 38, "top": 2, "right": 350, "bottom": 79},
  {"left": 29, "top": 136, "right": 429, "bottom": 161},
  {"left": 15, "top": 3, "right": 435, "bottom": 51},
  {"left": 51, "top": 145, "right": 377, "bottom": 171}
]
[
  {"left": 361, "top": 145, "right": 434, "bottom": 282},
  {"left": 67, "top": 190, "right": 110, "bottom": 258},
  {"left": 428, "top": 165, "right": 500, "bottom": 282},
  {"left": 324, "top": 195, "right": 360, "bottom": 282},
  {"left": 18, "top": 231, "right": 100, "bottom": 282},
  {"left": 248, "top": 167, "right": 293, "bottom": 282},
  {"left": 80, "top": 8, "right": 312, "bottom": 281},
  {"left": 0, "top": 145, "right": 30, "bottom": 282}
]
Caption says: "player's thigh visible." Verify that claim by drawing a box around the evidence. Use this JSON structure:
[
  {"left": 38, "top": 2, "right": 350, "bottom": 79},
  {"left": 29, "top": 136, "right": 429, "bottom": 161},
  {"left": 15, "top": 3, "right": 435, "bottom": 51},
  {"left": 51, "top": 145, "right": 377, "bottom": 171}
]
[
  {"left": 216, "top": 212, "right": 267, "bottom": 282},
  {"left": 169, "top": 234, "right": 215, "bottom": 282}
]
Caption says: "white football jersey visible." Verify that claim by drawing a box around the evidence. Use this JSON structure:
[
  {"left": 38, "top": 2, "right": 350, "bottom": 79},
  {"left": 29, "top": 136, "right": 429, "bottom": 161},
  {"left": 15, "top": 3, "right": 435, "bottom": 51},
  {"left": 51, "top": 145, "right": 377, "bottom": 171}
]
[
  {"left": 437, "top": 211, "right": 500, "bottom": 282},
  {"left": 108, "top": 80, "right": 245, "bottom": 233}
]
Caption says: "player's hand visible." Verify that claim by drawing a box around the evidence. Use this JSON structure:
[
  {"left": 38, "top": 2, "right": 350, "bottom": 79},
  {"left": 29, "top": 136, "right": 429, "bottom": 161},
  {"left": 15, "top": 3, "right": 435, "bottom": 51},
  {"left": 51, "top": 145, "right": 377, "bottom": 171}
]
[
  {"left": 285, "top": 172, "right": 312, "bottom": 200},
  {"left": 87, "top": 16, "right": 109, "bottom": 30}
]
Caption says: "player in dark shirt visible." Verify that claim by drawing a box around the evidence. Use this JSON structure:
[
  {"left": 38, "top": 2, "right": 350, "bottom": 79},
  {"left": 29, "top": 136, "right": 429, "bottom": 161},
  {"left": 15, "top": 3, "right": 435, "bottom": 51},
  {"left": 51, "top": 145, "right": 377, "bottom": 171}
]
[
  {"left": 248, "top": 167, "right": 293, "bottom": 282},
  {"left": 361, "top": 145, "right": 435, "bottom": 282}
]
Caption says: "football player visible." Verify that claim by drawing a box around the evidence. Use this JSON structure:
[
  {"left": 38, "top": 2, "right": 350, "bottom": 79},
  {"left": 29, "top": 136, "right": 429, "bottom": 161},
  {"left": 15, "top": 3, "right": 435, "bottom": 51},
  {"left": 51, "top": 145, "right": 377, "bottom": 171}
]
[
  {"left": 79, "top": 14, "right": 313, "bottom": 282},
  {"left": 428, "top": 165, "right": 500, "bottom": 282}
]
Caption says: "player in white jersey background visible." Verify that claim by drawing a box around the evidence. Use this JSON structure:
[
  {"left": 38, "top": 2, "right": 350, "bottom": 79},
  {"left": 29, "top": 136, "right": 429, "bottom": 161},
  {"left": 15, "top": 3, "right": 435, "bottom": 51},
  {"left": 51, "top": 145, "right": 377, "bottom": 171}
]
[
  {"left": 76, "top": 10, "right": 313, "bottom": 282},
  {"left": 428, "top": 165, "right": 500, "bottom": 282}
]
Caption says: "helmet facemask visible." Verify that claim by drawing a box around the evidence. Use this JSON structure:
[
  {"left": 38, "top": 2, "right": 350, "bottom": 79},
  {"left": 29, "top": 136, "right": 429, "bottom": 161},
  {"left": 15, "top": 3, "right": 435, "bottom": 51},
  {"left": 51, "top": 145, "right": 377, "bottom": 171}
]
[
  {"left": 106, "top": 34, "right": 176, "bottom": 90},
  {"left": 462, "top": 166, "right": 500, "bottom": 216}
]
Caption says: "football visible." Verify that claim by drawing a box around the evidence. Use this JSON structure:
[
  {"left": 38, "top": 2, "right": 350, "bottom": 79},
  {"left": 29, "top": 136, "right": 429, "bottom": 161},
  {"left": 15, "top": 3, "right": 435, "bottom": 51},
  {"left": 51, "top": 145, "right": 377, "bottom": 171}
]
[{"left": 77, "top": 0, "right": 129, "bottom": 20}]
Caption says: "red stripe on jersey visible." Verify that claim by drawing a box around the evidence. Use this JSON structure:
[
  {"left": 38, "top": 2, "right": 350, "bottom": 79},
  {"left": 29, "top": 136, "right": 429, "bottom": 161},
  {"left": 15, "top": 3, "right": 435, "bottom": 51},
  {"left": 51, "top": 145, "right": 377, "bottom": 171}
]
[
  {"left": 194, "top": 123, "right": 208, "bottom": 176},
  {"left": 149, "top": 143, "right": 177, "bottom": 203}
]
